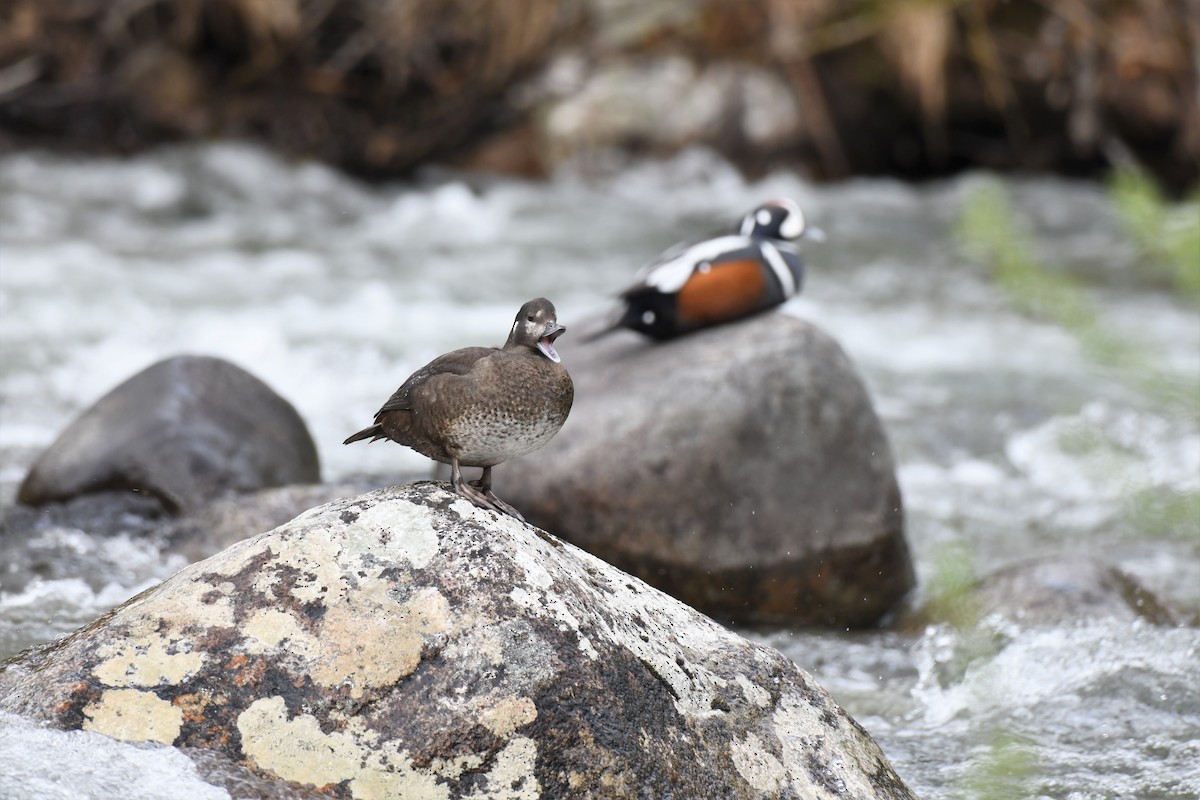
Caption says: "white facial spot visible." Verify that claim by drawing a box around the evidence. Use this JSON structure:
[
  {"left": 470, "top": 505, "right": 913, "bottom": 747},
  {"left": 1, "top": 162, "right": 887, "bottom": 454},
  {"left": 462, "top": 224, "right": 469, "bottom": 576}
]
[
  {"left": 756, "top": 209, "right": 772, "bottom": 226},
  {"left": 641, "top": 310, "right": 656, "bottom": 325},
  {"left": 697, "top": 261, "right": 711, "bottom": 274}
]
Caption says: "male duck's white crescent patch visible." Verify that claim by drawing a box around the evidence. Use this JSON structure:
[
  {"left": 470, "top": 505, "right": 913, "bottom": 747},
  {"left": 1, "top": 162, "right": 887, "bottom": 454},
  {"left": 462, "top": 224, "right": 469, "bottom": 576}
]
[{"left": 643, "top": 235, "right": 752, "bottom": 293}]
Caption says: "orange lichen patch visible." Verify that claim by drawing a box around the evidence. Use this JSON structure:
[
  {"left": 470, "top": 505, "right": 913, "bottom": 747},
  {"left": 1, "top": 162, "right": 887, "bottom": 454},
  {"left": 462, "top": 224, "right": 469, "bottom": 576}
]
[
  {"left": 225, "top": 654, "right": 249, "bottom": 670},
  {"left": 52, "top": 682, "right": 92, "bottom": 715},
  {"left": 676, "top": 259, "right": 766, "bottom": 324},
  {"left": 232, "top": 656, "right": 269, "bottom": 687},
  {"left": 173, "top": 692, "right": 212, "bottom": 724}
]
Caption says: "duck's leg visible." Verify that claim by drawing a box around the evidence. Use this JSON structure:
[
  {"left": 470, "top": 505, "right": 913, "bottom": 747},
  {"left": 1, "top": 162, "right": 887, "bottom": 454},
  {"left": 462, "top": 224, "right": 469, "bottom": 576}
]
[
  {"left": 450, "top": 459, "right": 499, "bottom": 510},
  {"left": 452, "top": 461, "right": 524, "bottom": 521},
  {"left": 470, "top": 466, "right": 525, "bottom": 522}
]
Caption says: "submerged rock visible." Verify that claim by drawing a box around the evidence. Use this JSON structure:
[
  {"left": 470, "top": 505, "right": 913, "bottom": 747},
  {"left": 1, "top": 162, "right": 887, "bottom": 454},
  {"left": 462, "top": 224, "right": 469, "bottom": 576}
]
[
  {"left": 0, "top": 482, "right": 915, "bottom": 800},
  {"left": 970, "top": 556, "right": 1181, "bottom": 627},
  {"left": 504, "top": 312, "right": 914, "bottom": 628},
  {"left": 18, "top": 355, "right": 320, "bottom": 514}
]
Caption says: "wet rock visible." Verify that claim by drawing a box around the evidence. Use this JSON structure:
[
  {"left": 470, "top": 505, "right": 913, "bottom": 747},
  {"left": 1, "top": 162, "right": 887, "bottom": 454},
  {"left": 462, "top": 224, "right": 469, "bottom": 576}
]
[
  {"left": 971, "top": 556, "right": 1181, "bottom": 627},
  {"left": 504, "top": 312, "right": 914, "bottom": 628},
  {"left": 0, "top": 482, "right": 380, "bottom": 604},
  {"left": 0, "top": 482, "right": 916, "bottom": 800},
  {"left": 159, "top": 481, "right": 385, "bottom": 561},
  {"left": 18, "top": 355, "right": 320, "bottom": 514}
]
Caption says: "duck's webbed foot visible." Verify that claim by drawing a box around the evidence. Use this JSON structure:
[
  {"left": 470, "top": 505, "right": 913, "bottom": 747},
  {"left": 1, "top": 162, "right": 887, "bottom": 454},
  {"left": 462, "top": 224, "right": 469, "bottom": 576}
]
[{"left": 455, "top": 463, "right": 526, "bottom": 522}]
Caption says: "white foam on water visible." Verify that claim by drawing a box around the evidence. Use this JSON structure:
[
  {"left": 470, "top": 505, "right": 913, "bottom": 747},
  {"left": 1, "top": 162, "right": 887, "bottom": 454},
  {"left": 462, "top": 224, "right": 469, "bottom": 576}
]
[
  {"left": 0, "top": 712, "right": 229, "bottom": 800},
  {"left": 906, "top": 620, "right": 1200, "bottom": 797},
  {"left": 1006, "top": 401, "right": 1200, "bottom": 501}
]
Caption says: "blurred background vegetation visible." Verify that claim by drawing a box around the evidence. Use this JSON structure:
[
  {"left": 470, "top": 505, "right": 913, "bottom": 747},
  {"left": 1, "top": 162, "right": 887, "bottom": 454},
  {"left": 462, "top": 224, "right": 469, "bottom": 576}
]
[{"left": 0, "top": 0, "right": 1196, "bottom": 192}]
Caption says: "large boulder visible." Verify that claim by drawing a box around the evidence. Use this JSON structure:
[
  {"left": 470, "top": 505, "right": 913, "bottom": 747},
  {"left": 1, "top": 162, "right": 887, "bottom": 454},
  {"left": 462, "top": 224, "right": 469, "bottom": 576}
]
[
  {"left": 0, "top": 482, "right": 916, "bottom": 800},
  {"left": 18, "top": 355, "right": 320, "bottom": 513},
  {"left": 504, "top": 313, "right": 913, "bottom": 628}
]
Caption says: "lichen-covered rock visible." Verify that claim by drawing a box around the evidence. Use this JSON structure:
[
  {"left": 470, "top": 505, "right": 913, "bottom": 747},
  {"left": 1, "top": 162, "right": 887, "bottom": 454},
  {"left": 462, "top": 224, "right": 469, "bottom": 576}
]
[
  {"left": 0, "top": 482, "right": 915, "bottom": 800},
  {"left": 503, "top": 313, "right": 914, "bottom": 628},
  {"left": 17, "top": 355, "right": 320, "bottom": 513}
]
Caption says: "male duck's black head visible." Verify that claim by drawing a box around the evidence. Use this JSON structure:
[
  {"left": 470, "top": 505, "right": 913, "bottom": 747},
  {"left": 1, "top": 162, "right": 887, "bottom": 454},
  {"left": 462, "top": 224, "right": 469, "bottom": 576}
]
[
  {"left": 508, "top": 297, "right": 566, "bottom": 362},
  {"left": 740, "top": 198, "right": 824, "bottom": 242}
]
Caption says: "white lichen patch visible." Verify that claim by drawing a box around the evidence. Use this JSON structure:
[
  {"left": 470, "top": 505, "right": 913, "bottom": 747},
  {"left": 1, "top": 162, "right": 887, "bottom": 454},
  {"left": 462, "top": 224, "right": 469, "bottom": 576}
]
[
  {"left": 461, "top": 736, "right": 540, "bottom": 800},
  {"left": 730, "top": 732, "right": 786, "bottom": 793},
  {"left": 192, "top": 534, "right": 277, "bottom": 580},
  {"left": 237, "top": 696, "right": 365, "bottom": 785},
  {"left": 736, "top": 673, "right": 771, "bottom": 707},
  {"left": 479, "top": 695, "right": 537, "bottom": 738},
  {"left": 92, "top": 638, "right": 207, "bottom": 688},
  {"left": 428, "top": 753, "right": 485, "bottom": 780},
  {"left": 507, "top": 585, "right": 596, "bottom": 659},
  {"left": 470, "top": 623, "right": 507, "bottom": 662},
  {"left": 504, "top": 522, "right": 734, "bottom": 718},
  {"left": 771, "top": 690, "right": 883, "bottom": 798},
  {"left": 308, "top": 586, "right": 450, "bottom": 698},
  {"left": 82, "top": 688, "right": 183, "bottom": 744},
  {"left": 349, "top": 768, "right": 449, "bottom": 800},
  {"left": 248, "top": 574, "right": 426, "bottom": 698},
  {"left": 343, "top": 500, "right": 441, "bottom": 569},
  {"left": 242, "top": 608, "right": 315, "bottom": 654},
  {"left": 105, "top": 566, "right": 238, "bottom": 635},
  {"left": 239, "top": 695, "right": 534, "bottom": 800}
]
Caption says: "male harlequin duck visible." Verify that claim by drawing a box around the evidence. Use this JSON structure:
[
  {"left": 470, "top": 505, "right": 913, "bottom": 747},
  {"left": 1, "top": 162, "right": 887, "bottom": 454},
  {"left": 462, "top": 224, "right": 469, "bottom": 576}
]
[
  {"left": 594, "top": 198, "right": 824, "bottom": 340},
  {"left": 344, "top": 297, "right": 573, "bottom": 521}
]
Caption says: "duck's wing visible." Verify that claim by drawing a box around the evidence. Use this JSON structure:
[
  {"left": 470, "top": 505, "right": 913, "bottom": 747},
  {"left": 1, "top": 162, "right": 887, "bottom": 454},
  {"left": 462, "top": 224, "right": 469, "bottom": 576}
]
[{"left": 375, "top": 347, "right": 498, "bottom": 417}]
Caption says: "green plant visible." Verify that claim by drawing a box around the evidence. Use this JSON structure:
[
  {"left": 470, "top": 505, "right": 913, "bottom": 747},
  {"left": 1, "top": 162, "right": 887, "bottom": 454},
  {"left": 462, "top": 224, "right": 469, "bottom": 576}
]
[
  {"left": 1109, "top": 168, "right": 1200, "bottom": 300},
  {"left": 957, "top": 731, "right": 1037, "bottom": 800},
  {"left": 956, "top": 180, "right": 1199, "bottom": 412},
  {"left": 924, "top": 542, "right": 979, "bottom": 630}
]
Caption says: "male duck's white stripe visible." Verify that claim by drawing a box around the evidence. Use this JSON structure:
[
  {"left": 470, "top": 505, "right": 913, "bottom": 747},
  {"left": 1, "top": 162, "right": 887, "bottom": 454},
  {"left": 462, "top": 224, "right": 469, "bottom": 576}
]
[
  {"left": 759, "top": 240, "right": 796, "bottom": 297},
  {"left": 642, "top": 235, "right": 753, "bottom": 293}
]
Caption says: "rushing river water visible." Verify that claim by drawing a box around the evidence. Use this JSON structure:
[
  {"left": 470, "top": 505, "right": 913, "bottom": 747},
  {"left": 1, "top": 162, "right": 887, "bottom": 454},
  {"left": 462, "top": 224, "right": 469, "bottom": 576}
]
[{"left": 1, "top": 144, "right": 1197, "bottom": 799}]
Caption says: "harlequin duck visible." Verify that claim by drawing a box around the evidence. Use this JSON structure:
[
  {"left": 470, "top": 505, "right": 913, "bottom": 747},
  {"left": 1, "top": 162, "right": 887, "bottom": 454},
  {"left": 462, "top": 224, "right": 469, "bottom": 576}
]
[
  {"left": 344, "top": 297, "right": 573, "bottom": 521},
  {"left": 593, "top": 198, "right": 824, "bottom": 340}
]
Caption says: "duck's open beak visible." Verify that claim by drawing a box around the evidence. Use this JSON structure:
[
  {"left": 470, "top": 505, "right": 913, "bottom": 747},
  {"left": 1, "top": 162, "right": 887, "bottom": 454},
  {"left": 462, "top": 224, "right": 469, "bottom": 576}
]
[{"left": 538, "top": 322, "right": 565, "bottom": 363}]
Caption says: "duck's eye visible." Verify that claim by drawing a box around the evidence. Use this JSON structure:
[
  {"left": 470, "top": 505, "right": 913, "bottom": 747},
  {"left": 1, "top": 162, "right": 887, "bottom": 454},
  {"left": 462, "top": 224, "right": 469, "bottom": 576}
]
[{"left": 526, "top": 315, "right": 535, "bottom": 322}]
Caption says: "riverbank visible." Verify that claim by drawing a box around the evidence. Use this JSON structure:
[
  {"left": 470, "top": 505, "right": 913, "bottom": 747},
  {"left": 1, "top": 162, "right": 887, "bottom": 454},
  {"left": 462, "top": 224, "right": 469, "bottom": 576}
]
[{"left": 1, "top": 0, "right": 1197, "bottom": 192}]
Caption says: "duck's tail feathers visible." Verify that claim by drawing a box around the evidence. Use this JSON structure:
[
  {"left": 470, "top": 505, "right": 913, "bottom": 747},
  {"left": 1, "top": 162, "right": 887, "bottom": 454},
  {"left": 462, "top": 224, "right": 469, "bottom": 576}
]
[{"left": 343, "top": 425, "right": 383, "bottom": 445}]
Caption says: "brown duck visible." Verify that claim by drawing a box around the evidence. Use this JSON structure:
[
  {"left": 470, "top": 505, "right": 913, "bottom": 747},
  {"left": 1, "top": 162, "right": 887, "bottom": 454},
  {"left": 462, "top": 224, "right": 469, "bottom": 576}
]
[{"left": 344, "top": 297, "right": 573, "bottom": 520}]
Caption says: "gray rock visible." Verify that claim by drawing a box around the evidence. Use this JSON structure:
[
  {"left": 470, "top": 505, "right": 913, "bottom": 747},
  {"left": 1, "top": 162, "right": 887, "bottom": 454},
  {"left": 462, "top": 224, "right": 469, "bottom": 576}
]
[
  {"left": 0, "top": 482, "right": 916, "bottom": 800},
  {"left": 159, "top": 481, "right": 388, "bottom": 561},
  {"left": 18, "top": 355, "right": 320, "bottom": 513},
  {"left": 971, "top": 556, "right": 1180, "bottom": 627},
  {"left": 503, "top": 312, "right": 914, "bottom": 628}
]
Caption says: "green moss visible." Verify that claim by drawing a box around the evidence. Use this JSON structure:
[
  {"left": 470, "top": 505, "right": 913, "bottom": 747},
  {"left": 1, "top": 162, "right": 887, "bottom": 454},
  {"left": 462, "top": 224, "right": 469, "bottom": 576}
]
[
  {"left": 956, "top": 180, "right": 1200, "bottom": 412},
  {"left": 958, "top": 731, "right": 1037, "bottom": 800},
  {"left": 1109, "top": 168, "right": 1200, "bottom": 300},
  {"left": 924, "top": 543, "right": 979, "bottom": 630},
  {"left": 1123, "top": 487, "right": 1200, "bottom": 549}
]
